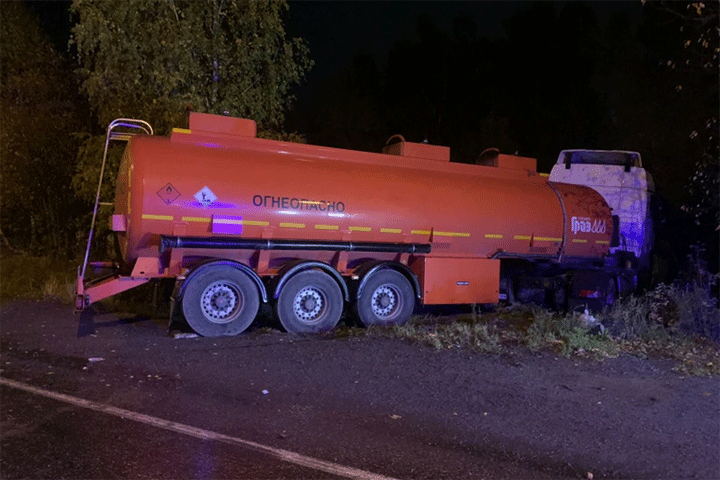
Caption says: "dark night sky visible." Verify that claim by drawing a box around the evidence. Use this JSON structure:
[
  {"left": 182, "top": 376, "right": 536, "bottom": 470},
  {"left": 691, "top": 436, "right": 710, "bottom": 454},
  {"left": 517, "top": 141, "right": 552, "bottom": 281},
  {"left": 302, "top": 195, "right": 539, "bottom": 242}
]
[
  {"left": 285, "top": 1, "right": 641, "bottom": 80},
  {"left": 283, "top": 1, "right": 643, "bottom": 127},
  {"left": 28, "top": 0, "right": 644, "bottom": 131}
]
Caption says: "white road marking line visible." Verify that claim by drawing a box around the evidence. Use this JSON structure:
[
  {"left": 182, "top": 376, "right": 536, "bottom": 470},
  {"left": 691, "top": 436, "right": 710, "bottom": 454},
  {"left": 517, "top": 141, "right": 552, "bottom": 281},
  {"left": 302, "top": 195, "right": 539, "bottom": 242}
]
[{"left": 1, "top": 377, "right": 398, "bottom": 480}]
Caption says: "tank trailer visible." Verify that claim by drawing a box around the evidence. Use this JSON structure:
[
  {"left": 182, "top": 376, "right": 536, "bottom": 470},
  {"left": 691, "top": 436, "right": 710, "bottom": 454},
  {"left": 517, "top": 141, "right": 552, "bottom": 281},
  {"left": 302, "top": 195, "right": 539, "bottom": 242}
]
[{"left": 76, "top": 113, "right": 633, "bottom": 336}]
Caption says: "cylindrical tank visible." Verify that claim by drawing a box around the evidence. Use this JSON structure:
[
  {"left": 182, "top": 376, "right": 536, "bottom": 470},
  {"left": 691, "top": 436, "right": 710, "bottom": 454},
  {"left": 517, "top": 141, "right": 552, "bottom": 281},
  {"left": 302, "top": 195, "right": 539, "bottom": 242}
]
[{"left": 113, "top": 117, "right": 612, "bottom": 271}]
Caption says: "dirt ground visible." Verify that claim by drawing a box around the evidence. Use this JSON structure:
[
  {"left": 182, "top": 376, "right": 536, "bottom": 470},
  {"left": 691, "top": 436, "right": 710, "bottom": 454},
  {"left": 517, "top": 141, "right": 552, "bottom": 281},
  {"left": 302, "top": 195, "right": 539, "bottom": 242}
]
[{"left": 1, "top": 300, "right": 719, "bottom": 479}]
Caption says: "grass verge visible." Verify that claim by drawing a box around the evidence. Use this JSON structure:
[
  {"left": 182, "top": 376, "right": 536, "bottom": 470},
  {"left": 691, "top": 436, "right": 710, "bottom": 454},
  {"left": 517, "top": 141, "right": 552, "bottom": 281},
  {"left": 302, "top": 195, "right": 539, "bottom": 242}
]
[
  {"left": 371, "top": 283, "right": 719, "bottom": 376},
  {"left": 1, "top": 254, "right": 169, "bottom": 317},
  {"left": 1, "top": 254, "right": 77, "bottom": 304}
]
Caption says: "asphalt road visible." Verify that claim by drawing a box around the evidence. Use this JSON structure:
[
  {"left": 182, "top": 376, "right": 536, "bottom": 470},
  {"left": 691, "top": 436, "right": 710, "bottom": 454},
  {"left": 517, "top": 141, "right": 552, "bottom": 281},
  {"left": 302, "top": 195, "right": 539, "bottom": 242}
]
[{"left": 1, "top": 300, "right": 718, "bottom": 479}]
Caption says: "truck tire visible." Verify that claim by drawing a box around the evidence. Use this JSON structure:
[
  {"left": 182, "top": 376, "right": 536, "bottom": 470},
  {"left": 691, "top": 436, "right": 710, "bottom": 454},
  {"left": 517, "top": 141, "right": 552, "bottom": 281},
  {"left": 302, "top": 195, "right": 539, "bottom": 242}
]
[
  {"left": 275, "top": 270, "right": 343, "bottom": 334},
  {"left": 181, "top": 266, "right": 260, "bottom": 336},
  {"left": 355, "top": 269, "right": 414, "bottom": 327},
  {"left": 604, "top": 274, "right": 618, "bottom": 309}
]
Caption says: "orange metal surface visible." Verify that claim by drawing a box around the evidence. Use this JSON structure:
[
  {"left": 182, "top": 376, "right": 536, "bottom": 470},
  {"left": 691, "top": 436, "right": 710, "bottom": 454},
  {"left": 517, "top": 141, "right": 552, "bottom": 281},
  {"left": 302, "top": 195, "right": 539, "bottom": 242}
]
[
  {"left": 411, "top": 257, "right": 500, "bottom": 304},
  {"left": 551, "top": 182, "right": 613, "bottom": 260},
  {"left": 189, "top": 112, "right": 257, "bottom": 137},
  {"left": 495, "top": 154, "right": 537, "bottom": 171},
  {"left": 382, "top": 139, "right": 450, "bottom": 162},
  {"left": 83, "top": 276, "right": 150, "bottom": 305},
  {"left": 112, "top": 112, "right": 613, "bottom": 304}
]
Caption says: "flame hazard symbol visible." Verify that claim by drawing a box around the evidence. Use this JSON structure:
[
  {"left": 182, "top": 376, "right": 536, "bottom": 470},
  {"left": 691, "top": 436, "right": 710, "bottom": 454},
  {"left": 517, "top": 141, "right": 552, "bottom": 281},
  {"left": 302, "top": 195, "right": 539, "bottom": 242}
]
[{"left": 157, "top": 183, "right": 181, "bottom": 205}]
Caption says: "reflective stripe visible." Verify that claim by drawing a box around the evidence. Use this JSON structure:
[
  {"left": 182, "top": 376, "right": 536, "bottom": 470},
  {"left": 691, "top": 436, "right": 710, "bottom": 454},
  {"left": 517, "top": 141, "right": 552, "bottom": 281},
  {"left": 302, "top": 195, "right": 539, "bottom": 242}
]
[
  {"left": 514, "top": 235, "right": 531, "bottom": 240},
  {"left": 596, "top": 240, "right": 610, "bottom": 245},
  {"left": 139, "top": 215, "right": 477, "bottom": 242},
  {"left": 142, "top": 214, "right": 173, "bottom": 221},
  {"left": 572, "top": 239, "right": 588, "bottom": 243},
  {"left": 172, "top": 128, "right": 192, "bottom": 134},
  {"left": 212, "top": 218, "right": 269, "bottom": 227},
  {"left": 535, "top": 237, "right": 562, "bottom": 242},
  {"left": 214, "top": 218, "right": 243, "bottom": 225},
  {"left": 484, "top": 234, "right": 503, "bottom": 239}
]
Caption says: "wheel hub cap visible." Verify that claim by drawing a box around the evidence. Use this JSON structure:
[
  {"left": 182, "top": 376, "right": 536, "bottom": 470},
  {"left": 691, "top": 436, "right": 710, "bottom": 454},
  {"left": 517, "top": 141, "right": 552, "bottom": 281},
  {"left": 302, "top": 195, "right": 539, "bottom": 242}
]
[
  {"left": 293, "top": 287, "right": 324, "bottom": 323},
  {"left": 201, "top": 282, "right": 241, "bottom": 324},
  {"left": 371, "top": 285, "right": 398, "bottom": 318}
]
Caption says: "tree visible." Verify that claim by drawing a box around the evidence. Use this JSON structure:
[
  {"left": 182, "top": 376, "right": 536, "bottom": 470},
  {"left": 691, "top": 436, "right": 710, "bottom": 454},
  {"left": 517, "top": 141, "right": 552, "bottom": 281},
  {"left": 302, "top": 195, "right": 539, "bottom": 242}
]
[
  {"left": 0, "top": 2, "right": 87, "bottom": 257},
  {"left": 667, "top": 1, "right": 718, "bottom": 230},
  {"left": 71, "top": 0, "right": 312, "bottom": 135},
  {"left": 69, "top": 0, "right": 312, "bottom": 219},
  {"left": 644, "top": 1, "right": 718, "bottom": 229}
]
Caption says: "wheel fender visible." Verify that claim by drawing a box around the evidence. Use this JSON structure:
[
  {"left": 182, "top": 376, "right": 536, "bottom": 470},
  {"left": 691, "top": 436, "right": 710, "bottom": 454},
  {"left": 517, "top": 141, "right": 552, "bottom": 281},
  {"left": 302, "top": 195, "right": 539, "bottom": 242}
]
[
  {"left": 356, "top": 261, "right": 422, "bottom": 300},
  {"left": 176, "top": 260, "right": 267, "bottom": 303},
  {"left": 272, "top": 261, "right": 349, "bottom": 302}
]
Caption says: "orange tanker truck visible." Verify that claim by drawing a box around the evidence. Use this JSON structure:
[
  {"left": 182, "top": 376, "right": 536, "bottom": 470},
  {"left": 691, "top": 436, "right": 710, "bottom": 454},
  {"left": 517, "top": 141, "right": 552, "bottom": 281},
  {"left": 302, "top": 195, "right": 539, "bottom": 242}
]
[{"left": 76, "top": 112, "right": 620, "bottom": 336}]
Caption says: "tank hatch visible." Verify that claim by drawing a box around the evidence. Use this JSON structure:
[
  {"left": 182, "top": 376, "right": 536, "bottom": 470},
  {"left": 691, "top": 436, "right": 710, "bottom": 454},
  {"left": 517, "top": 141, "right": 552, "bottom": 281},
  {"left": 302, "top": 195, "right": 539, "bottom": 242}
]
[
  {"left": 476, "top": 148, "right": 537, "bottom": 172},
  {"left": 188, "top": 112, "right": 257, "bottom": 138},
  {"left": 383, "top": 134, "right": 450, "bottom": 162}
]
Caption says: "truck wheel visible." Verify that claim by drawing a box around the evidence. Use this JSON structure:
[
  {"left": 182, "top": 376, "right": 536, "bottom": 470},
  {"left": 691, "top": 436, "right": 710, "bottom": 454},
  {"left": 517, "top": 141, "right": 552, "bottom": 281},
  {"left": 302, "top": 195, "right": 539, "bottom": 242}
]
[
  {"left": 604, "top": 275, "right": 618, "bottom": 309},
  {"left": 355, "top": 269, "right": 414, "bottom": 327},
  {"left": 275, "top": 270, "right": 343, "bottom": 334},
  {"left": 551, "top": 277, "right": 568, "bottom": 312},
  {"left": 181, "top": 266, "right": 260, "bottom": 336}
]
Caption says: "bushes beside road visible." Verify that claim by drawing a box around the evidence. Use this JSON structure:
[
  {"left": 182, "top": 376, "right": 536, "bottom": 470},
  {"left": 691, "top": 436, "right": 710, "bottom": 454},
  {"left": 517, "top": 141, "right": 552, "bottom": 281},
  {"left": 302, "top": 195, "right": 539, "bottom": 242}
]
[{"left": 380, "top": 282, "right": 719, "bottom": 376}]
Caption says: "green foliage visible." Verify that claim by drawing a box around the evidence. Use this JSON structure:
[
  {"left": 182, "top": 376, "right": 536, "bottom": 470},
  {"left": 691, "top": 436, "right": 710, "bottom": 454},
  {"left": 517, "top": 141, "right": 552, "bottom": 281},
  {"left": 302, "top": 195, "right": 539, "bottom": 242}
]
[
  {"left": 647, "top": 1, "right": 719, "bottom": 230},
  {"left": 524, "top": 306, "right": 567, "bottom": 351},
  {"left": 525, "top": 306, "right": 618, "bottom": 358},
  {"left": 70, "top": 0, "right": 312, "bottom": 210},
  {"left": 603, "top": 281, "right": 720, "bottom": 342},
  {"left": 0, "top": 2, "right": 89, "bottom": 257},
  {"left": 367, "top": 287, "right": 717, "bottom": 374},
  {"left": 558, "top": 327, "right": 619, "bottom": 359},
  {"left": 0, "top": 254, "right": 76, "bottom": 303},
  {"left": 388, "top": 314, "right": 502, "bottom": 354},
  {"left": 71, "top": 0, "right": 312, "bottom": 134}
]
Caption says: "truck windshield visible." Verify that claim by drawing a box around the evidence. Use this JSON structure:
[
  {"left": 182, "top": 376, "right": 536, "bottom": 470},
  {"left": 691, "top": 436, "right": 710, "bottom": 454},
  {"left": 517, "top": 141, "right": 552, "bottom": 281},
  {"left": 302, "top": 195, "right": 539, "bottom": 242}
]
[{"left": 560, "top": 151, "right": 641, "bottom": 167}]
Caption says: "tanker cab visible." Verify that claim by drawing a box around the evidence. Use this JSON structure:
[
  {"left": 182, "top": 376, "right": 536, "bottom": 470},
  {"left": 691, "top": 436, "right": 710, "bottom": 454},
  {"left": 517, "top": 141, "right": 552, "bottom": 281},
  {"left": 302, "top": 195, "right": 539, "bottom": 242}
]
[{"left": 549, "top": 150, "right": 655, "bottom": 288}]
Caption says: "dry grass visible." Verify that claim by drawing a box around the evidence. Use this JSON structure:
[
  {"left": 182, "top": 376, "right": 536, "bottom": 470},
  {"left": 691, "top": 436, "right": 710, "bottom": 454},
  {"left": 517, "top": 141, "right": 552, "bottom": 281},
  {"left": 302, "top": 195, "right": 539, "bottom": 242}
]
[
  {"left": 373, "top": 283, "right": 718, "bottom": 375},
  {"left": 1, "top": 254, "right": 76, "bottom": 304},
  {"left": 388, "top": 314, "right": 502, "bottom": 354}
]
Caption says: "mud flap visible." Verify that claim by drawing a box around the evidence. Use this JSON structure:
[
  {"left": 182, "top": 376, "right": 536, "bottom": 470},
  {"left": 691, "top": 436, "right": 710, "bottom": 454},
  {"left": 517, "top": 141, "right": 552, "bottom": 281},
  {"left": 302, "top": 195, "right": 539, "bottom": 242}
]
[{"left": 167, "top": 279, "right": 186, "bottom": 331}]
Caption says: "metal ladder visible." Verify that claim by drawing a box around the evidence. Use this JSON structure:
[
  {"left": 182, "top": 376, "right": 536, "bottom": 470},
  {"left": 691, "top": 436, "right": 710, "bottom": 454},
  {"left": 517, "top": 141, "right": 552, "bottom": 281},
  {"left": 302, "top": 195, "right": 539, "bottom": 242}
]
[{"left": 79, "top": 119, "right": 153, "bottom": 283}]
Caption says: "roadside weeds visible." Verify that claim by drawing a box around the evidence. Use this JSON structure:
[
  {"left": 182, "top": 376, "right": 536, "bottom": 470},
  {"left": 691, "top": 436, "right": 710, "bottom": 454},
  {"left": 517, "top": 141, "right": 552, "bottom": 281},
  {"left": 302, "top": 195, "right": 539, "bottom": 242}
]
[{"left": 365, "top": 286, "right": 719, "bottom": 377}]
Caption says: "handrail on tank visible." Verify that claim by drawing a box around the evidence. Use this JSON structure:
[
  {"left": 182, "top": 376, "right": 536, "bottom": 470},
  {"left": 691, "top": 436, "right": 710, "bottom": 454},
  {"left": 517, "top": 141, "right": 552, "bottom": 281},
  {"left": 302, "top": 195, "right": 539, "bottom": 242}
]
[{"left": 79, "top": 119, "right": 154, "bottom": 282}]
